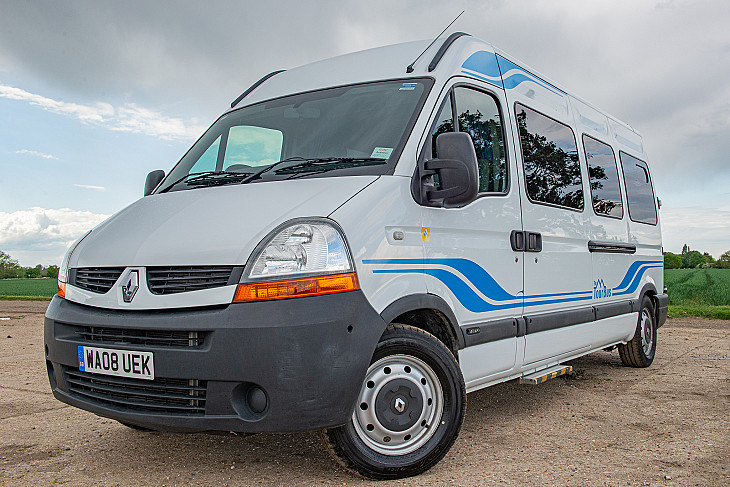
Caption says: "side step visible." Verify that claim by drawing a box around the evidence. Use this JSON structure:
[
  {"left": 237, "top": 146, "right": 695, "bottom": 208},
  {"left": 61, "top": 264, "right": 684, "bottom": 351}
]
[{"left": 519, "top": 364, "right": 573, "bottom": 385}]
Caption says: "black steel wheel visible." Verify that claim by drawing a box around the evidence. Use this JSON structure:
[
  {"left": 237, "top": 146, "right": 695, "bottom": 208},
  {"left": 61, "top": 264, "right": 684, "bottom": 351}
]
[
  {"left": 619, "top": 295, "right": 657, "bottom": 367},
  {"left": 321, "top": 324, "right": 466, "bottom": 479}
]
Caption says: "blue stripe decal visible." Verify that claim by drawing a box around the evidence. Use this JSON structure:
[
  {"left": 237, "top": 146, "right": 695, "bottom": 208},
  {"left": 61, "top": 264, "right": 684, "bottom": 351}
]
[
  {"left": 363, "top": 257, "right": 662, "bottom": 311},
  {"left": 461, "top": 51, "right": 503, "bottom": 88},
  {"left": 460, "top": 70, "right": 503, "bottom": 89},
  {"left": 496, "top": 55, "right": 565, "bottom": 97}
]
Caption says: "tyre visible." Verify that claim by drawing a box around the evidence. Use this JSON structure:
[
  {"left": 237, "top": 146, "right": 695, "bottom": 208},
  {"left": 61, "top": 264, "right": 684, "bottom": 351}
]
[
  {"left": 321, "top": 324, "right": 466, "bottom": 479},
  {"left": 618, "top": 295, "right": 657, "bottom": 367}
]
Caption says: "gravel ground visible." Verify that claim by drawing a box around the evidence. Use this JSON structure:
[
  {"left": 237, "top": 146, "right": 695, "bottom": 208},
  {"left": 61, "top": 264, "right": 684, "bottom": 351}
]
[{"left": 0, "top": 300, "right": 728, "bottom": 486}]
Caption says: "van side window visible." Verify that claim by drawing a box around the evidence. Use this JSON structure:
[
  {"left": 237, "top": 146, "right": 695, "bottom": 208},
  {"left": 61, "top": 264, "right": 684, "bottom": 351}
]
[
  {"left": 453, "top": 88, "right": 507, "bottom": 193},
  {"left": 515, "top": 103, "right": 583, "bottom": 210},
  {"left": 620, "top": 152, "right": 657, "bottom": 225},
  {"left": 431, "top": 88, "right": 508, "bottom": 194},
  {"left": 583, "top": 135, "right": 623, "bottom": 219},
  {"left": 430, "top": 96, "right": 454, "bottom": 159}
]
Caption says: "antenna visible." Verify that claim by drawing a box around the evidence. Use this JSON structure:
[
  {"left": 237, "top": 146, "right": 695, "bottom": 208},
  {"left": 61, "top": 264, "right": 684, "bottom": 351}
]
[{"left": 406, "top": 11, "right": 465, "bottom": 73}]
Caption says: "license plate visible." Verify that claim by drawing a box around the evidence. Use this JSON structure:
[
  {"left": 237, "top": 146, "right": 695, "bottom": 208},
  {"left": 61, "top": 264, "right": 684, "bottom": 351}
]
[{"left": 78, "top": 346, "right": 154, "bottom": 380}]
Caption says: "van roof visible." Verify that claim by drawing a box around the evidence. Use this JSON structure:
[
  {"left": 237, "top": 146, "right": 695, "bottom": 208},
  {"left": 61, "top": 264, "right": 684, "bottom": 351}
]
[{"left": 231, "top": 34, "right": 642, "bottom": 149}]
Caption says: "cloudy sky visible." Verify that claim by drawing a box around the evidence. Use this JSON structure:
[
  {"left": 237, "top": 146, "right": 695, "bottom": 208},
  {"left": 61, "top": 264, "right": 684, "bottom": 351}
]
[{"left": 1, "top": 0, "right": 729, "bottom": 266}]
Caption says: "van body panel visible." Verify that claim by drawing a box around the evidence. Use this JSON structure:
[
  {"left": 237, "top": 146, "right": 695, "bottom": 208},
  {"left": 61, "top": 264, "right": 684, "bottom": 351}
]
[
  {"left": 71, "top": 175, "right": 377, "bottom": 267},
  {"left": 332, "top": 176, "right": 427, "bottom": 315}
]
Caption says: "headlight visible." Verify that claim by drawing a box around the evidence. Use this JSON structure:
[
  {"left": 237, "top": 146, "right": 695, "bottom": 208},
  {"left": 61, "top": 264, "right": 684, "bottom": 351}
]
[
  {"left": 57, "top": 230, "right": 91, "bottom": 298},
  {"left": 234, "top": 219, "right": 359, "bottom": 302}
]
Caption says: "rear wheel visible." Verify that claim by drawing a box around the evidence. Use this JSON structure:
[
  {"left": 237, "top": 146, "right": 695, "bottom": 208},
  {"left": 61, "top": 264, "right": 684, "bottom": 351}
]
[
  {"left": 619, "top": 295, "right": 657, "bottom": 367},
  {"left": 321, "top": 324, "right": 465, "bottom": 479}
]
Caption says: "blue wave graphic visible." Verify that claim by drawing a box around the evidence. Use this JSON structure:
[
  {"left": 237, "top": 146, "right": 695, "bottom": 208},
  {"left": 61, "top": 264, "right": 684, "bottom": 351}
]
[
  {"left": 496, "top": 55, "right": 565, "bottom": 97},
  {"left": 363, "top": 257, "right": 662, "bottom": 313},
  {"left": 460, "top": 70, "right": 503, "bottom": 89},
  {"left": 461, "top": 51, "right": 502, "bottom": 80}
]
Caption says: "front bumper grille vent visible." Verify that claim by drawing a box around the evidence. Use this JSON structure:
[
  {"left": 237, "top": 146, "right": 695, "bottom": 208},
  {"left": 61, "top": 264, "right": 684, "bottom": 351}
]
[
  {"left": 76, "top": 326, "right": 206, "bottom": 348},
  {"left": 146, "top": 266, "right": 241, "bottom": 295},
  {"left": 64, "top": 368, "right": 207, "bottom": 415},
  {"left": 71, "top": 267, "right": 125, "bottom": 294}
]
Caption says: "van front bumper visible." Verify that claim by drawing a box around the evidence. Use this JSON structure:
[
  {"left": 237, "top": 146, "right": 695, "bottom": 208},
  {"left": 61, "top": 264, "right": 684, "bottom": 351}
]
[{"left": 44, "top": 292, "right": 387, "bottom": 433}]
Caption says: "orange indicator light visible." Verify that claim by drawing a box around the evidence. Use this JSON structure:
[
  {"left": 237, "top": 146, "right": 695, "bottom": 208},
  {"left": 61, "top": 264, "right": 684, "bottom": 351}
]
[
  {"left": 233, "top": 272, "right": 359, "bottom": 303},
  {"left": 57, "top": 282, "right": 66, "bottom": 299}
]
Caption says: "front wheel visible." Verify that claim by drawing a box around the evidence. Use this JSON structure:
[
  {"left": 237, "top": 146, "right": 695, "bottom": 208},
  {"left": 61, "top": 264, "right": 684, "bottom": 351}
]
[
  {"left": 321, "top": 324, "right": 466, "bottom": 479},
  {"left": 618, "top": 295, "right": 657, "bottom": 367}
]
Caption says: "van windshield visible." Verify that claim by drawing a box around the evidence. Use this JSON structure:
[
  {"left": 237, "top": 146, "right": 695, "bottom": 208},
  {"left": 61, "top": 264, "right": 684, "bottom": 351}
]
[{"left": 159, "top": 79, "right": 432, "bottom": 193}]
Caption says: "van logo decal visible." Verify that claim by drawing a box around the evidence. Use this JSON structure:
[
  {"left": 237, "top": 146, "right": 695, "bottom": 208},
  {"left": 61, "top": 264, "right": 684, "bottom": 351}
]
[
  {"left": 421, "top": 227, "right": 430, "bottom": 242},
  {"left": 594, "top": 279, "right": 612, "bottom": 299},
  {"left": 362, "top": 258, "right": 661, "bottom": 313},
  {"left": 121, "top": 270, "right": 139, "bottom": 303}
]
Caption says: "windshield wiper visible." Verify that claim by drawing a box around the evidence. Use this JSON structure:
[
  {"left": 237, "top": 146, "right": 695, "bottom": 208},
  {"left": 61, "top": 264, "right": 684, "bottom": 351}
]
[
  {"left": 274, "top": 157, "right": 387, "bottom": 175},
  {"left": 160, "top": 171, "right": 254, "bottom": 192}
]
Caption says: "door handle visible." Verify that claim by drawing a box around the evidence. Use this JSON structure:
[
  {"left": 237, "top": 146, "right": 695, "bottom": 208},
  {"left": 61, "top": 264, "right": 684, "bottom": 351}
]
[{"left": 510, "top": 230, "right": 542, "bottom": 252}]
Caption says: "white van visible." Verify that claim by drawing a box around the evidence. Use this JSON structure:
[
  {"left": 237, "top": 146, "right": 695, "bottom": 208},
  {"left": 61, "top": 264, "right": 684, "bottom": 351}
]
[{"left": 45, "top": 33, "right": 668, "bottom": 479}]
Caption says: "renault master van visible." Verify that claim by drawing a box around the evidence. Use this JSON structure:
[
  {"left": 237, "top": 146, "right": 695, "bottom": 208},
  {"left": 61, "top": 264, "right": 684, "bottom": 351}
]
[{"left": 45, "top": 33, "right": 668, "bottom": 479}]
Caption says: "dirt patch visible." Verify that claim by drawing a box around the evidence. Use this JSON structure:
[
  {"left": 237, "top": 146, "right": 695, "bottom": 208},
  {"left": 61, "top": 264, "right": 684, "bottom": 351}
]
[{"left": 1, "top": 300, "right": 728, "bottom": 486}]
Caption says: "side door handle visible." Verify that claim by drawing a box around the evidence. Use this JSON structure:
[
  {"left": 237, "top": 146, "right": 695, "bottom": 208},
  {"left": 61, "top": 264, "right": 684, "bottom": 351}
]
[
  {"left": 525, "top": 231, "right": 542, "bottom": 252},
  {"left": 510, "top": 230, "right": 542, "bottom": 252}
]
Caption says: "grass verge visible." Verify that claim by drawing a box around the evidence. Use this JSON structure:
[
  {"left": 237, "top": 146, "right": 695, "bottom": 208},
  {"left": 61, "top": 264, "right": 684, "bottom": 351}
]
[
  {"left": 668, "top": 305, "right": 730, "bottom": 320},
  {"left": 0, "top": 295, "right": 54, "bottom": 301}
]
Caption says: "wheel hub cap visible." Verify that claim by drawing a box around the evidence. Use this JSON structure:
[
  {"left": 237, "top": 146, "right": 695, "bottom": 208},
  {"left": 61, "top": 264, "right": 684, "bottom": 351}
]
[{"left": 352, "top": 354, "right": 444, "bottom": 456}]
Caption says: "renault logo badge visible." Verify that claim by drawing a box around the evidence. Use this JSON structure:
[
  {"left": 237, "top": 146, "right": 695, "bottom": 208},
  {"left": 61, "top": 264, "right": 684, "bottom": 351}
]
[{"left": 122, "top": 270, "right": 139, "bottom": 303}]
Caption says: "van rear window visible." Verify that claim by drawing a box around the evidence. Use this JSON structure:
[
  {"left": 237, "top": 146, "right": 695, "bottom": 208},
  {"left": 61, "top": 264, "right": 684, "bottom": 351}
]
[
  {"left": 583, "top": 135, "right": 623, "bottom": 219},
  {"left": 620, "top": 152, "right": 657, "bottom": 225}
]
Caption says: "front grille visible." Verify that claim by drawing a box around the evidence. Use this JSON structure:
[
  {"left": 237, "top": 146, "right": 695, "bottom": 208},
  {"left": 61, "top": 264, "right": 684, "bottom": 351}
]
[
  {"left": 76, "top": 326, "right": 206, "bottom": 348},
  {"left": 146, "top": 266, "right": 239, "bottom": 295},
  {"left": 64, "top": 368, "right": 207, "bottom": 415},
  {"left": 71, "top": 267, "right": 125, "bottom": 294}
]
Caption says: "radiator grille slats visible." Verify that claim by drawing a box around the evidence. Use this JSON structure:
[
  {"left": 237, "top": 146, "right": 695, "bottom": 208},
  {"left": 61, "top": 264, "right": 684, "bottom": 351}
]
[
  {"left": 70, "top": 266, "right": 240, "bottom": 295},
  {"left": 76, "top": 326, "right": 206, "bottom": 348},
  {"left": 147, "top": 266, "right": 235, "bottom": 295},
  {"left": 72, "top": 267, "right": 125, "bottom": 294},
  {"left": 64, "top": 368, "right": 206, "bottom": 415}
]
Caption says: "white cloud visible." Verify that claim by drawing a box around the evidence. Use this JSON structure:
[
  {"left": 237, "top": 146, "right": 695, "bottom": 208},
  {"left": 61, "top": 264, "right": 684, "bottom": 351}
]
[
  {"left": 0, "top": 82, "right": 204, "bottom": 141},
  {"left": 0, "top": 207, "right": 108, "bottom": 255},
  {"left": 74, "top": 184, "right": 106, "bottom": 191},
  {"left": 15, "top": 149, "right": 57, "bottom": 160},
  {"left": 661, "top": 206, "right": 730, "bottom": 257}
]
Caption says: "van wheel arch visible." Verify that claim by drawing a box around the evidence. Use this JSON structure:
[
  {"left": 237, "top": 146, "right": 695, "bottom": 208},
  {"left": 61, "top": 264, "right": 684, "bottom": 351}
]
[
  {"left": 638, "top": 283, "right": 659, "bottom": 323},
  {"left": 379, "top": 294, "right": 463, "bottom": 356}
]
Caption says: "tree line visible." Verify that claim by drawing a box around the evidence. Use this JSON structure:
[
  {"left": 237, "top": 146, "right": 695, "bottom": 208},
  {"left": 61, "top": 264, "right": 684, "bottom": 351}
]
[
  {"left": 0, "top": 251, "right": 59, "bottom": 279},
  {"left": 664, "top": 245, "right": 730, "bottom": 269}
]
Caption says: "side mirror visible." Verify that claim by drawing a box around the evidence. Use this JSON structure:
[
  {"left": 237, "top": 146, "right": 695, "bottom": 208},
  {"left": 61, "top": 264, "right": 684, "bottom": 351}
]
[
  {"left": 414, "top": 132, "right": 479, "bottom": 207},
  {"left": 144, "top": 170, "right": 165, "bottom": 196}
]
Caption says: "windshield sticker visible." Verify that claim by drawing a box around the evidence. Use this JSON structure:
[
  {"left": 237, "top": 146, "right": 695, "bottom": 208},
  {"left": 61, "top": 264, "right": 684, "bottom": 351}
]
[
  {"left": 399, "top": 83, "right": 418, "bottom": 91},
  {"left": 371, "top": 147, "right": 394, "bottom": 159}
]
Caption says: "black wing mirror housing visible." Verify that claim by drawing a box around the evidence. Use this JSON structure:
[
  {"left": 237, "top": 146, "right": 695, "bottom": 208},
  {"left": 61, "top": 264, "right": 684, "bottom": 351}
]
[
  {"left": 144, "top": 170, "right": 165, "bottom": 196},
  {"left": 413, "top": 132, "right": 479, "bottom": 207}
]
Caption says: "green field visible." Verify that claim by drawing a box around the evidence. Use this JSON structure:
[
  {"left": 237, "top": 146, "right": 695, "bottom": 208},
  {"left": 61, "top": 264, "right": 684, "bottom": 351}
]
[
  {"left": 0, "top": 278, "right": 57, "bottom": 300},
  {"left": 664, "top": 269, "right": 730, "bottom": 320}
]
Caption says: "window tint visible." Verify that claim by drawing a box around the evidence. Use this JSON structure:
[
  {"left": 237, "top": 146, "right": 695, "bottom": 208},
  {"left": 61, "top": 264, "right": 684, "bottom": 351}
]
[
  {"left": 515, "top": 103, "right": 583, "bottom": 210},
  {"left": 189, "top": 135, "right": 221, "bottom": 174},
  {"left": 222, "top": 126, "right": 283, "bottom": 170},
  {"left": 583, "top": 135, "right": 623, "bottom": 218},
  {"left": 431, "top": 96, "right": 454, "bottom": 158},
  {"left": 430, "top": 87, "right": 508, "bottom": 193},
  {"left": 620, "top": 152, "right": 657, "bottom": 225},
  {"left": 454, "top": 88, "right": 507, "bottom": 193}
]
